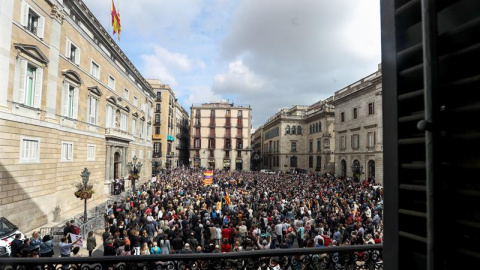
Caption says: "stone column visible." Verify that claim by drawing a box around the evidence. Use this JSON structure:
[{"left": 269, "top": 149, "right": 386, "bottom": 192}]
[
  {"left": 123, "top": 146, "right": 128, "bottom": 178},
  {"left": 0, "top": 0, "right": 14, "bottom": 108},
  {"left": 45, "top": 5, "right": 63, "bottom": 121},
  {"left": 110, "top": 146, "right": 115, "bottom": 180},
  {"left": 105, "top": 144, "right": 111, "bottom": 182}
]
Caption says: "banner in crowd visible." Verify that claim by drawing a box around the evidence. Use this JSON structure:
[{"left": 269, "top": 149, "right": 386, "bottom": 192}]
[
  {"left": 69, "top": 233, "right": 83, "bottom": 247},
  {"left": 202, "top": 170, "right": 213, "bottom": 186},
  {"left": 223, "top": 190, "right": 231, "bottom": 206}
]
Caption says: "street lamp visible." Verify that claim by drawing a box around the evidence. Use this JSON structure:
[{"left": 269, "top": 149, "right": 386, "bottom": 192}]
[
  {"left": 73, "top": 168, "right": 93, "bottom": 224},
  {"left": 126, "top": 156, "right": 143, "bottom": 192}
]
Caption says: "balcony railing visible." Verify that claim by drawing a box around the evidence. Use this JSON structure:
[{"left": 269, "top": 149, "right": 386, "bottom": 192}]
[
  {"left": 0, "top": 244, "right": 376, "bottom": 270},
  {"left": 0, "top": 248, "right": 372, "bottom": 270},
  {"left": 105, "top": 128, "right": 133, "bottom": 141}
]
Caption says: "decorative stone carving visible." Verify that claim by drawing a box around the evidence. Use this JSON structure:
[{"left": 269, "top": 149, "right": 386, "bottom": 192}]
[{"left": 51, "top": 5, "right": 65, "bottom": 24}]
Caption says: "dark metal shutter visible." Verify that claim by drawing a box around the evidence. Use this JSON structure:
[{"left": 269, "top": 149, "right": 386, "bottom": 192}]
[{"left": 382, "top": 0, "right": 480, "bottom": 269}]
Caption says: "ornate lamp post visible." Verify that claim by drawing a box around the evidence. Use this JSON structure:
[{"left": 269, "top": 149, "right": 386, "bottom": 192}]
[
  {"left": 74, "top": 168, "right": 93, "bottom": 224},
  {"left": 126, "top": 156, "right": 143, "bottom": 192}
]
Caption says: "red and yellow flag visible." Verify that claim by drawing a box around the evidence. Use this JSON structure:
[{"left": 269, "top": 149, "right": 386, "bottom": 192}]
[{"left": 111, "top": 0, "right": 121, "bottom": 40}]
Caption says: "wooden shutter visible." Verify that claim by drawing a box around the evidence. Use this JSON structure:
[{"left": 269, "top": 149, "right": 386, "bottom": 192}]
[
  {"left": 20, "top": 1, "right": 28, "bottom": 26},
  {"left": 106, "top": 105, "right": 112, "bottom": 128},
  {"left": 72, "top": 87, "right": 79, "bottom": 119},
  {"left": 37, "top": 16, "right": 45, "bottom": 39},
  {"left": 75, "top": 47, "right": 80, "bottom": 65},
  {"left": 62, "top": 82, "right": 69, "bottom": 116},
  {"left": 33, "top": 67, "right": 43, "bottom": 108},
  {"left": 382, "top": 0, "right": 480, "bottom": 269},
  {"left": 65, "top": 38, "right": 71, "bottom": 58}
]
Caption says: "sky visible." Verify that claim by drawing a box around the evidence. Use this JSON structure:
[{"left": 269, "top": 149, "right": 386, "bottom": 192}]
[{"left": 83, "top": 0, "right": 381, "bottom": 129}]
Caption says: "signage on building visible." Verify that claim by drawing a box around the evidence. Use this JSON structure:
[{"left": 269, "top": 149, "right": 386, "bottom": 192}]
[{"left": 167, "top": 135, "right": 175, "bottom": 141}]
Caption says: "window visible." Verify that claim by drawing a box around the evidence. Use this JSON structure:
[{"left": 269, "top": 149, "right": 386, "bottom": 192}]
[
  {"left": 87, "top": 144, "right": 96, "bottom": 161},
  {"left": 226, "top": 109, "right": 231, "bottom": 116},
  {"left": 62, "top": 82, "right": 79, "bottom": 119},
  {"left": 340, "top": 136, "right": 346, "bottom": 150},
  {"left": 14, "top": 59, "right": 43, "bottom": 108},
  {"left": 154, "top": 142, "right": 161, "bottom": 153},
  {"left": 155, "top": 114, "right": 160, "bottom": 123},
  {"left": 351, "top": 134, "right": 360, "bottom": 149},
  {"left": 156, "top": 104, "right": 161, "bottom": 112},
  {"left": 317, "top": 140, "right": 321, "bottom": 151},
  {"left": 65, "top": 38, "right": 81, "bottom": 65},
  {"left": 353, "top": 108, "right": 358, "bottom": 119},
  {"left": 141, "top": 103, "right": 146, "bottom": 112},
  {"left": 105, "top": 105, "right": 115, "bottom": 128},
  {"left": 341, "top": 112, "right": 345, "bottom": 122},
  {"left": 196, "top": 109, "right": 201, "bottom": 117},
  {"left": 20, "top": 2, "right": 45, "bottom": 38},
  {"left": 236, "top": 140, "right": 243, "bottom": 149},
  {"left": 108, "top": 75, "right": 115, "bottom": 90},
  {"left": 147, "top": 124, "right": 151, "bottom": 139},
  {"left": 155, "top": 126, "right": 160, "bottom": 135},
  {"left": 133, "top": 96, "right": 138, "bottom": 107},
  {"left": 297, "top": 126, "right": 302, "bottom": 134},
  {"left": 194, "top": 138, "right": 200, "bottom": 148},
  {"left": 90, "top": 60, "right": 100, "bottom": 79},
  {"left": 87, "top": 96, "right": 98, "bottom": 124},
  {"left": 291, "top": 141, "right": 297, "bottom": 152},
  {"left": 309, "top": 140, "right": 313, "bottom": 152},
  {"left": 19, "top": 136, "right": 40, "bottom": 163},
  {"left": 316, "top": 156, "right": 321, "bottom": 169},
  {"left": 238, "top": 110, "right": 243, "bottom": 117},
  {"left": 120, "top": 113, "right": 128, "bottom": 131},
  {"left": 132, "top": 118, "right": 137, "bottom": 136},
  {"left": 140, "top": 120, "right": 145, "bottom": 138},
  {"left": 290, "top": 156, "right": 297, "bottom": 167},
  {"left": 285, "top": 125, "right": 290, "bottom": 134},
  {"left": 156, "top": 92, "right": 161, "bottom": 101},
  {"left": 367, "top": 132, "right": 376, "bottom": 148},
  {"left": 124, "top": 89, "right": 129, "bottom": 100},
  {"left": 139, "top": 150, "right": 144, "bottom": 159},
  {"left": 292, "top": 125, "right": 296, "bottom": 134},
  {"left": 209, "top": 138, "right": 215, "bottom": 148},
  {"left": 310, "top": 125, "right": 313, "bottom": 134},
  {"left": 319, "top": 123, "right": 322, "bottom": 132},
  {"left": 210, "top": 110, "right": 215, "bottom": 117},
  {"left": 132, "top": 149, "right": 136, "bottom": 158},
  {"left": 368, "top": 102, "right": 375, "bottom": 115},
  {"left": 309, "top": 156, "right": 313, "bottom": 168},
  {"left": 61, "top": 142, "right": 73, "bottom": 161}
]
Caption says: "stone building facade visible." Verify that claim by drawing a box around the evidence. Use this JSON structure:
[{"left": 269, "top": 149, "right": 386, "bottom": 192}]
[
  {"left": 332, "top": 64, "right": 383, "bottom": 184},
  {"left": 259, "top": 101, "right": 335, "bottom": 174},
  {"left": 174, "top": 103, "right": 190, "bottom": 168},
  {"left": 190, "top": 102, "right": 252, "bottom": 171},
  {"left": 0, "top": 0, "right": 154, "bottom": 231}
]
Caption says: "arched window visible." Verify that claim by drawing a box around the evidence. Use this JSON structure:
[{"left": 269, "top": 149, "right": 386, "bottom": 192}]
[
  {"left": 290, "top": 156, "right": 297, "bottom": 167},
  {"left": 297, "top": 126, "right": 302, "bottom": 134},
  {"left": 291, "top": 125, "right": 296, "bottom": 134},
  {"left": 286, "top": 125, "right": 290, "bottom": 134},
  {"left": 315, "top": 123, "right": 319, "bottom": 133}
]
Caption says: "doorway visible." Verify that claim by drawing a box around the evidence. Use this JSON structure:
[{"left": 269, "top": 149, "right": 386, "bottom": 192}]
[
  {"left": 368, "top": 160, "right": 375, "bottom": 180},
  {"left": 341, "top": 159, "right": 347, "bottom": 177},
  {"left": 114, "top": 152, "right": 120, "bottom": 179}
]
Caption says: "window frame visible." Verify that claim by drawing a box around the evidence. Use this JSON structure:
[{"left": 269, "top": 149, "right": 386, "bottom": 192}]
[
  {"left": 20, "top": 1, "right": 45, "bottom": 39},
  {"left": 108, "top": 75, "right": 116, "bottom": 90},
  {"left": 368, "top": 102, "right": 375, "bottom": 115},
  {"left": 61, "top": 141, "right": 74, "bottom": 162},
  {"left": 87, "top": 94, "right": 99, "bottom": 125},
  {"left": 19, "top": 136, "right": 40, "bottom": 163},
  {"left": 90, "top": 59, "right": 101, "bottom": 79},
  {"left": 87, "top": 144, "right": 96, "bottom": 161}
]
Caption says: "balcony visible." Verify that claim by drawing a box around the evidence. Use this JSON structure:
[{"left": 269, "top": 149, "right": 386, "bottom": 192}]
[
  {"left": 152, "top": 152, "right": 162, "bottom": 158},
  {"left": 105, "top": 128, "right": 133, "bottom": 141},
  {"left": 236, "top": 134, "right": 243, "bottom": 139},
  {"left": 0, "top": 245, "right": 383, "bottom": 269},
  {"left": 154, "top": 121, "right": 161, "bottom": 126},
  {"left": 224, "top": 145, "right": 232, "bottom": 150},
  {"left": 224, "top": 133, "right": 231, "bottom": 138},
  {"left": 236, "top": 145, "right": 243, "bottom": 150}
]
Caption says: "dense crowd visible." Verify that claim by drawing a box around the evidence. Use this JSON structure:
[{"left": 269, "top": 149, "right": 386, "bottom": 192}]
[
  {"left": 9, "top": 168, "right": 383, "bottom": 260},
  {"left": 98, "top": 168, "right": 383, "bottom": 256}
]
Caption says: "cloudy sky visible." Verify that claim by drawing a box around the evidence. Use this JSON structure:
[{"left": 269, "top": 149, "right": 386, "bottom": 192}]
[{"left": 83, "top": 0, "right": 381, "bottom": 129}]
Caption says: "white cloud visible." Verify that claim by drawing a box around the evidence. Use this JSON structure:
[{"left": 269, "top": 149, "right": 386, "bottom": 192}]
[
  {"left": 213, "top": 59, "right": 264, "bottom": 94},
  {"left": 140, "top": 45, "right": 205, "bottom": 87},
  {"left": 185, "top": 85, "right": 222, "bottom": 107}
]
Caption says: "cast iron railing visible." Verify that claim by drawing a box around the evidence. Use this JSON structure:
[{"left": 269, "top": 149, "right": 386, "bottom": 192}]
[{"left": 0, "top": 245, "right": 382, "bottom": 270}]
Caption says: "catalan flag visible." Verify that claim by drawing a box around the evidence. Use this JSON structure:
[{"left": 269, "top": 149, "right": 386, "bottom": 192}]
[
  {"left": 223, "top": 190, "right": 231, "bottom": 206},
  {"left": 111, "top": 0, "right": 121, "bottom": 40}
]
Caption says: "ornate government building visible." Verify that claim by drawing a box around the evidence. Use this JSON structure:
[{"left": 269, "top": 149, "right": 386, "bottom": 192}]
[{"left": 0, "top": 0, "right": 154, "bottom": 231}]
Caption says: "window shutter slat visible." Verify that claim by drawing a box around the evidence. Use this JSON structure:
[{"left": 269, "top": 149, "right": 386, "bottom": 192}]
[
  {"left": 62, "top": 83, "right": 69, "bottom": 116},
  {"left": 75, "top": 47, "right": 80, "bottom": 65},
  {"left": 66, "top": 39, "right": 71, "bottom": 58},
  {"left": 33, "top": 68, "right": 43, "bottom": 108},
  {"left": 17, "top": 59, "right": 27, "bottom": 104},
  {"left": 37, "top": 16, "right": 45, "bottom": 38},
  {"left": 20, "top": 1, "right": 28, "bottom": 26},
  {"left": 73, "top": 87, "right": 79, "bottom": 119}
]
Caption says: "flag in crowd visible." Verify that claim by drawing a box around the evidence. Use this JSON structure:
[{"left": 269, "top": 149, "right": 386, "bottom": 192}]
[
  {"left": 223, "top": 190, "right": 231, "bottom": 206},
  {"left": 202, "top": 170, "right": 213, "bottom": 186}
]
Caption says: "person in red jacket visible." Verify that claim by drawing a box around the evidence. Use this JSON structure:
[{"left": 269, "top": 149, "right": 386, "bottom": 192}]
[{"left": 221, "top": 238, "right": 231, "bottom": 253}]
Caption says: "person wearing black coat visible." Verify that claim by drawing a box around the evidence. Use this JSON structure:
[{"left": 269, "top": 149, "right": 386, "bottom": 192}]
[{"left": 10, "top": 233, "right": 23, "bottom": 257}]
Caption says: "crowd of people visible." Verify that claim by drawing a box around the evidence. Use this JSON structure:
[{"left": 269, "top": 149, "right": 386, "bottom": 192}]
[{"left": 99, "top": 168, "right": 383, "bottom": 256}]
